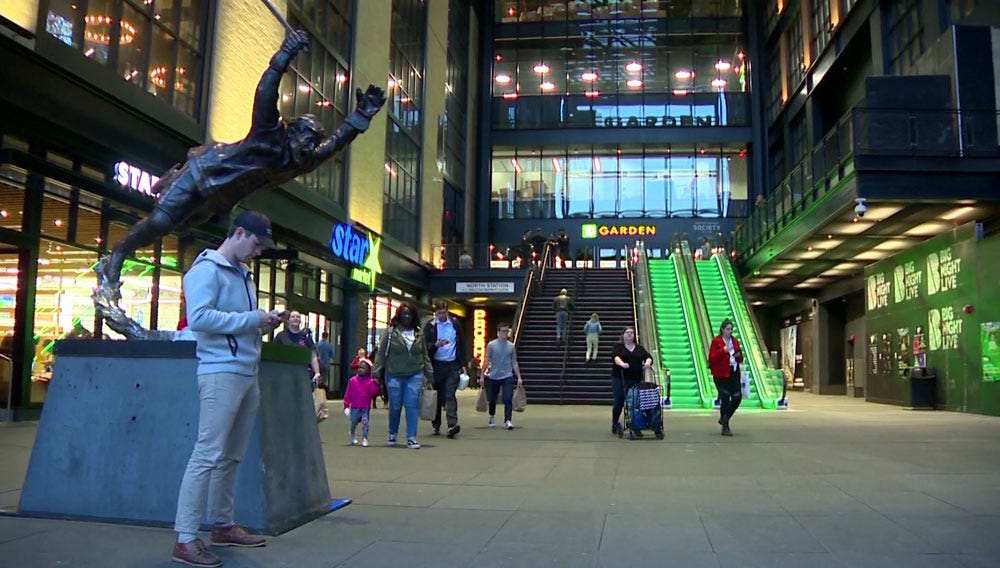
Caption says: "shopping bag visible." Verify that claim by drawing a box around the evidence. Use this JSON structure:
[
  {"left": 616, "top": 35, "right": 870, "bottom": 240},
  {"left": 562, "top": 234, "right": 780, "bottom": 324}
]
[
  {"left": 458, "top": 372, "right": 470, "bottom": 390},
  {"left": 476, "top": 384, "right": 488, "bottom": 412},
  {"left": 512, "top": 384, "right": 527, "bottom": 412},
  {"left": 419, "top": 386, "right": 438, "bottom": 421},
  {"left": 313, "top": 388, "right": 329, "bottom": 423},
  {"left": 740, "top": 371, "right": 750, "bottom": 399}
]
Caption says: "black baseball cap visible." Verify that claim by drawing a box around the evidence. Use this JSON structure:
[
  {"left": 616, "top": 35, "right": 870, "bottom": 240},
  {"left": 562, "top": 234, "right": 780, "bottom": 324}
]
[{"left": 232, "top": 210, "right": 275, "bottom": 248}]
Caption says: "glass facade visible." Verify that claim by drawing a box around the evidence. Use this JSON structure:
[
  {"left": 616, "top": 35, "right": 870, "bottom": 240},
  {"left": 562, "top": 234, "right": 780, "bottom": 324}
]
[
  {"left": 491, "top": 145, "right": 747, "bottom": 220},
  {"left": 382, "top": 0, "right": 427, "bottom": 250},
  {"left": 283, "top": 0, "right": 355, "bottom": 206},
  {"left": 441, "top": 0, "right": 470, "bottom": 248},
  {"left": 42, "top": 0, "right": 207, "bottom": 117}
]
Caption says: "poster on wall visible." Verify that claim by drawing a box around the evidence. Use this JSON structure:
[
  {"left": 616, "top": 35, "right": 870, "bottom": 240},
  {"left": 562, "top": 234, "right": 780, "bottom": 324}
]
[
  {"left": 895, "top": 328, "right": 911, "bottom": 377},
  {"left": 780, "top": 325, "right": 797, "bottom": 387},
  {"left": 869, "top": 334, "right": 879, "bottom": 375},
  {"left": 982, "top": 322, "right": 1000, "bottom": 382}
]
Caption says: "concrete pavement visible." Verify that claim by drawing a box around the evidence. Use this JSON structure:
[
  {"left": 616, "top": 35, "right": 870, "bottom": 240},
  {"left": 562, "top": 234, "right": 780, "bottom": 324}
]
[{"left": 1, "top": 390, "right": 999, "bottom": 567}]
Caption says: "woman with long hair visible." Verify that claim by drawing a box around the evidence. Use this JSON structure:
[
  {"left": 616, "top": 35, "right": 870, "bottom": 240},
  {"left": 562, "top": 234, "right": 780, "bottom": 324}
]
[
  {"left": 610, "top": 327, "right": 652, "bottom": 436},
  {"left": 708, "top": 319, "right": 743, "bottom": 436},
  {"left": 372, "top": 302, "right": 433, "bottom": 449}
]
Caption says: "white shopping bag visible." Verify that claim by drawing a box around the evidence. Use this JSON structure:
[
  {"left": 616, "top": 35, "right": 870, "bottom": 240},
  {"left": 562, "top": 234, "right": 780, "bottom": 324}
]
[{"left": 740, "top": 371, "right": 750, "bottom": 398}]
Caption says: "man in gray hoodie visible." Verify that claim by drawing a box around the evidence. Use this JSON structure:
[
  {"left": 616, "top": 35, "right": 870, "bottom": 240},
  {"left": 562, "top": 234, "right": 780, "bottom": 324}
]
[{"left": 172, "top": 211, "right": 284, "bottom": 568}]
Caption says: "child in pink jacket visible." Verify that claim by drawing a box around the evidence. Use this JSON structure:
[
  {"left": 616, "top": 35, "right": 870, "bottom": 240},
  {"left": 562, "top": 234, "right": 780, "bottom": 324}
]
[{"left": 343, "top": 359, "right": 381, "bottom": 447}]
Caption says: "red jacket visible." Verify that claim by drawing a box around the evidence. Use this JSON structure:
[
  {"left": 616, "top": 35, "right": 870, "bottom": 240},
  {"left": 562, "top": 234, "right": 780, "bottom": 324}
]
[{"left": 708, "top": 335, "right": 743, "bottom": 379}]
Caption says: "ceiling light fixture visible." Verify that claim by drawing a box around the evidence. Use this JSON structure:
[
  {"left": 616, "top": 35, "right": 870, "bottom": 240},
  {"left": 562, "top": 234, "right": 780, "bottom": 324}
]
[
  {"left": 672, "top": 88, "right": 688, "bottom": 96},
  {"left": 533, "top": 63, "right": 550, "bottom": 75},
  {"left": 540, "top": 81, "right": 555, "bottom": 91},
  {"left": 625, "top": 61, "right": 643, "bottom": 73},
  {"left": 584, "top": 89, "right": 600, "bottom": 98},
  {"left": 580, "top": 71, "right": 598, "bottom": 81},
  {"left": 626, "top": 79, "right": 643, "bottom": 88},
  {"left": 711, "top": 78, "right": 728, "bottom": 88},
  {"left": 495, "top": 73, "right": 512, "bottom": 84},
  {"left": 674, "top": 70, "right": 693, "bottom": 80},
  {"left": 714, "top": 59, "right": 732, "bottom": 72}
]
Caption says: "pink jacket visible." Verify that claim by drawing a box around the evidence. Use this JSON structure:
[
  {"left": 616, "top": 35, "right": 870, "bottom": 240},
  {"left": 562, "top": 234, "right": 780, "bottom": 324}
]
[{"left": 343, "top": 375, "right": 381, "bottom": 410}]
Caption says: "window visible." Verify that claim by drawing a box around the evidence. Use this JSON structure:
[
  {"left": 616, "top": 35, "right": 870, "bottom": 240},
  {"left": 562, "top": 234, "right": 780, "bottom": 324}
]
[
  {"left": 811, "top": 0, "right": 832, "bottom": 58},
  {"left": 382, "top": 0, "right": 427, "bottom": 250},
  {"left": 42, "top": 0, "right": 207, "bottom": 118},
  {"left": 441, "top": 0, "right": 470, "bottom": 250},
  {"left": 786, "top": 8, "right": 805, "bottom": 90},
  {"left": 884, "top": 0, "right": 924, "bottom": 75},
  {"left": 284, "top": 1, "right": 355, "bottom": 205}
]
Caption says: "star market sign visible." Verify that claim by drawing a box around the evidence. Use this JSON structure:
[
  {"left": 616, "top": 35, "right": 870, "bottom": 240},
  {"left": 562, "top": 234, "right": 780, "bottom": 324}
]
[
  {"left": 114, "top": 161, "right": 160, "bottom": 197},
  {"left": 581, "top": 223, "right": 657, "bottom": 239},
  {"left": 330, "top": 223, "right": 382, "bottom": 291}
]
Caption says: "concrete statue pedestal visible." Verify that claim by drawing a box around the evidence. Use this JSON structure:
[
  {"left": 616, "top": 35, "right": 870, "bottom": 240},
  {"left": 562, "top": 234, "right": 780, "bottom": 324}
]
[{"left": 17, "top": 339, "right": 332, "bottom": 535}]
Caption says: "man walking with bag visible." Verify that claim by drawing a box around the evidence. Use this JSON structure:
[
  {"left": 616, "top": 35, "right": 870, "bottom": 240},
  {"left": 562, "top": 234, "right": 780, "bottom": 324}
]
[
  {"left": 423, "top": 300, "right": 467, "bottom": 438},
  {"left": 172, "top": 211, "right": 284, "bottom": 567}
]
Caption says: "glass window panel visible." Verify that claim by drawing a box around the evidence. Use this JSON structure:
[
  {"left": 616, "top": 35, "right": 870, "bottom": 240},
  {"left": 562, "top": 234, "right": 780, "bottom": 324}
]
[
  {"left": 173, "top": 46, "right": 199, "bottom": 115},
  {"left": 81, "top": 0, "right": 115, "bottom": 64},
  {"left": 45, "top": 0, "right": 83, "bottom": 49},
  {"left": 178, "top": 0, "right": 204, "bottom": 45},
  {"left": 41, "top": 190, "right": 71, "bottom": 241},
  {"left": 566, "top": 156, "right": 592, "bottom": 218},
  {"left": 76, "top": 205, "right": 102, "bottom": 249},
  {"left": 119, "top": 4, "right": 149, "bottom": 89},
  {"left": 0, "top": 179, "right": 26, "bottom": 232},
  {"left": 147, "top": 23, "right": 176, "bottom": 99},
  {"left": 158, "top": 269, "right": 183, "bottom": 331}
]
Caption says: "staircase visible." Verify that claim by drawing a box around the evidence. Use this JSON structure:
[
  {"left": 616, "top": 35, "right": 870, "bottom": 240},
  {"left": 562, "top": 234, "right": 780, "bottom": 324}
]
[
  {"left": 516, "top": 268, "right": 635, "bottom": 404},
  {"left": 647, "top": 258, "right": 704, "bottom": 409}
]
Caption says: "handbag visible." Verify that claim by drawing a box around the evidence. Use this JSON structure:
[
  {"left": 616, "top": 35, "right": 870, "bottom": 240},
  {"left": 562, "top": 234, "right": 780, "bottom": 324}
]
[
  {"left": 419, "top": 385, "right": 438, "bottom": 421},
  {"left": 313, "top": 387, "right": 329, "bottom": 423},
  {"left": 475, "top": 383, "right": 488, "bottom": 412},
  {"left": 740, "top": 371, "right": 750, "bottom": 398},
  {"left": 512, "top": 384, "right": 527, "bottom": 412}
]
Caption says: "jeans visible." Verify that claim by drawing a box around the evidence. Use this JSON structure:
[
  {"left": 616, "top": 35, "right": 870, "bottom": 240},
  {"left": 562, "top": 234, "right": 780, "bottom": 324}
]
[
  {"left": 585, "top": 335, "right": 600, "bottom": 360},
  {"left": 174, "top": 372, "right": 260, "bottom": 536},
  {"left": 486, "top": 376, "right": 514, "bottom": 422},
  {"left": 431, "top": 360, "right": 461, "bottom": 430},
  {"left": 714, "top": 374, "right": 742, "bottom": 425},
  {"left": 611, "top": 373, "right": 639, "bottom": 426},
  {"left": 555, "top": 311, "right": 568, "bottom": 340},
  {"left": 349, "top": 408, "right": 371, "bottom": 439},
  {"left": 387, "top": 372, "right": 423, "bottom": 441}
]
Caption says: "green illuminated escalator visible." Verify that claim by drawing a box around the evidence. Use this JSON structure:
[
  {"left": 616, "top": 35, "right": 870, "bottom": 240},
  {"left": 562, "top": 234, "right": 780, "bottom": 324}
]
[
  {"left": 695, "top": 256, "right": 781, "bottom": 408},
  {"left": 648, "top": 257, "right": 711, "bottom": 409}
]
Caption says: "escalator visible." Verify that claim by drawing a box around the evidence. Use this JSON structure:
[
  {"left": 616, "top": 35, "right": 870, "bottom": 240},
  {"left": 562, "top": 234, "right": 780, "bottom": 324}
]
[
  {"left": 694, "top": 256, "right": 780, "bottom": 408},
  {"left": 648, "top": 257, "right": 710, "bottom": 409}
]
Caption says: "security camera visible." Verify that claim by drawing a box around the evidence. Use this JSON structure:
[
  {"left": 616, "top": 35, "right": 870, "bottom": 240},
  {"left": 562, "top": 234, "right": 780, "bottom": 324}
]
[{"left": 854, "top": 198, "right": 868, "bottom": 218}]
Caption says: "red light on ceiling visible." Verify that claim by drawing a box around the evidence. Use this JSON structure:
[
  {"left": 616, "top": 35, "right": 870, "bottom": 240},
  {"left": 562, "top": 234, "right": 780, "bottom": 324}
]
[
  {"left": 507, "top": 8, "right": 516, "bottom": 17},
  {"left": 495, "top": 54, "right": 503, "bottom": 63},
  {"left": 738, "top": 149, "right": 746, "bottom": 158}
]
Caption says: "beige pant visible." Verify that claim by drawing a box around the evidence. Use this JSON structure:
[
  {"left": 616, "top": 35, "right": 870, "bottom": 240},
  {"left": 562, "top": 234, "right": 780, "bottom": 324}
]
[
  {"left": 174, "top": 372, "right": 259, "bottom": 535},
  {"left": 586, "top": 335, "right": 600, "bottom": 360}
]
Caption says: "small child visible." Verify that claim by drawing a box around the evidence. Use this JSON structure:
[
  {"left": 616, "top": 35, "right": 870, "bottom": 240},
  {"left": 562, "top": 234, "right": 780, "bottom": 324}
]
[{"left": 343, "top": 359, "right": 381, "bottom": 447}]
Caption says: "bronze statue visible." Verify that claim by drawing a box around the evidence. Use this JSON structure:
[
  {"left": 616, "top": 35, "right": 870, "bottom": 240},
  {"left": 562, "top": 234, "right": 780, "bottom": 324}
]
[{"left": 94, "top": 30, "right": 386, "bottom": 339}]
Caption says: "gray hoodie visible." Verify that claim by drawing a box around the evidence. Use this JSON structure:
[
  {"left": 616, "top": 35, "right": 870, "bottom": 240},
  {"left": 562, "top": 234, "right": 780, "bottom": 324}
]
[{"left": 183, "top": 249, "right": 264, "bottom": 377}]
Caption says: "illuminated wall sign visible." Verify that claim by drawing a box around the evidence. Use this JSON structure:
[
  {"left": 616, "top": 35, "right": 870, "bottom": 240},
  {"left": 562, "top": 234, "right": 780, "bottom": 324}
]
[
  {"left": 331, "top": 223, "right": 382, "bottom": 291},
  {"left": 114, "top": 161, "right": 160, "bottom": 198},
  {"left": 600, "top": 115, "right": 716, "bottom": 128},
  {"left": 472, "top": 309, "right": 488, "bottom": 364},
  {"left": 581, "top": 223, "right": 657, "bottom": 239},
  {"left": 456, "top": 282, "right": 515, "bottom": 294}
]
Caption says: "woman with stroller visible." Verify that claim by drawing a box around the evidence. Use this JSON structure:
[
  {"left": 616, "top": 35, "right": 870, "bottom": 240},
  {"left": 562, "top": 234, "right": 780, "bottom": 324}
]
[{"left": 609, "top": 327, "right": 652, "bottom": 437}]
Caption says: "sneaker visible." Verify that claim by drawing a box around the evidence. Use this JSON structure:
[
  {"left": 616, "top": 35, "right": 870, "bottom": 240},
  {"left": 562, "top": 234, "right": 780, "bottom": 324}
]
[
  {"left": 406, "top": 439, "right": 421, "bottom": 449},
  {"left": 505, "top": 421, "right": 513, "bottom": 430},
  {"left": 488, "top": 416, "right": 496, "bottom": 428},
  {"left": 350, "top": 435, "right": 358, "bottom": 445},
  {"left": 387, "top": 435, "right": 397, "bottom": 446},
  {"left": 432, "top": 428, "right": 441, "bottom": 436},
  {"left": 361, "top": 437, "right": 369, "bottom": 447},
  {"left": 721, "top": 427, "right": 733, "bottom": 437},
  {"left": 172, "top": 539, "right": 221, "bottom": 567},
  {"left": 210, "top": 524, "right": 265, "bottom": 548}
]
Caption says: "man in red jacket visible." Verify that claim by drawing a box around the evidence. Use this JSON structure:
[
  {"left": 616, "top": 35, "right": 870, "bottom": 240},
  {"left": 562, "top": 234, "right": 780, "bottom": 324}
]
[{"left": 708, "top": 319, "right": 743, "bottom": 436}]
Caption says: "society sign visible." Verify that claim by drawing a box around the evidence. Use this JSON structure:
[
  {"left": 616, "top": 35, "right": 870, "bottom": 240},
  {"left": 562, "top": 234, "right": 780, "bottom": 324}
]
[{"left": 456, "top": 282, "right": 515, "bottom": 294}]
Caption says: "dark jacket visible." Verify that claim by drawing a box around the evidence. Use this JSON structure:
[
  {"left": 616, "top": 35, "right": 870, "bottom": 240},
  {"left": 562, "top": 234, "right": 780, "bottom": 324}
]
[
  {"left": 423, "top": 317, "right": 468, "bottom": 366},
  {"left": 373, "top": 326, "right": 433, "bottom": 382}
]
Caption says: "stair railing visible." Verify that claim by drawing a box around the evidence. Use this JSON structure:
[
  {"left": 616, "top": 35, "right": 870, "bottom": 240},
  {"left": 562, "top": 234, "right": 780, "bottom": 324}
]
[
  {"left": 558, "top": 269, "right": 584, "bottom": 404},
  {"left": 632, "top": 242, "right": 668, "bottom": 400},
  {"left": 511, "top": 265, "right": 539, "bottom": 348}
]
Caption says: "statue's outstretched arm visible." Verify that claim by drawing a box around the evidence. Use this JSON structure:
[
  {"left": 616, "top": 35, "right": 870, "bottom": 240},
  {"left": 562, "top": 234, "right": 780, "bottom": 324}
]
[
  {"left": 252, "top": 30, "right": 310, "bottom": 129},
  {"left": 315, "top": 85, "right": 387, "bottom": 160}
]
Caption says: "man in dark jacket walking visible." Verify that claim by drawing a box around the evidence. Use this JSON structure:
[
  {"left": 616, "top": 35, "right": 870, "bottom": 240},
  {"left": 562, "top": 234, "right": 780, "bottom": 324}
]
[{"left": 424, "top": 300, "right": 468, "bottom": 438}]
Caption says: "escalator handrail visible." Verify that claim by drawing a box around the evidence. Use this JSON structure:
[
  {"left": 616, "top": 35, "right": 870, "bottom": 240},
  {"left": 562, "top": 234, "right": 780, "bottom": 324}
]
[
  {"left": 671, "top": 252, "right": 714, "bottom": 408},
  {"left": 713, "top": 254, "right": 778, "bottom": 407},
  {"left": 678, "top": 242, "right": 715, "bottom": 368},
  {"left": 718, "top": 254, "right": 773, "bottom": 362},
  {"left": 634, "top": 243, "right": 666, "bottom": 392}
]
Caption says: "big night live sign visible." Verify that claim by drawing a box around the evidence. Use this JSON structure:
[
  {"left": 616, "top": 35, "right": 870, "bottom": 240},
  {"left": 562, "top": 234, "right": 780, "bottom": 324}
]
[{"left": 329, "top": 223, "right": 382, "bottom": 291}]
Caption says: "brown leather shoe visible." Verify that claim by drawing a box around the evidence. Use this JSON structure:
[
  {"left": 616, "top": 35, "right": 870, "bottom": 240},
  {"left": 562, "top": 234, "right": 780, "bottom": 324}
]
[
  {"left": 210, "top": 524, "right": 266, "bottom": 548},
  {"left": 172, "top": 539, "right": 222, "bottom": 567}
]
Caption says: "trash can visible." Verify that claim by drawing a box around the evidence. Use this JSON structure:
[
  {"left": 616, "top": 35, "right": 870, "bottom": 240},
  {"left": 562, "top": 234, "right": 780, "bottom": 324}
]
[{"left": 909, "top": 368, "right": 936, "bottom": 409}]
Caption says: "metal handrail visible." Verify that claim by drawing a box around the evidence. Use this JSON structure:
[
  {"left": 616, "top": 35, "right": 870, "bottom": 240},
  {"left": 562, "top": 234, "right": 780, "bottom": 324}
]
[
  {"left": 671, "top": 251, "right": 714, "bottom": 408},
  {"left": 632, "top": 243, "right": 666, "bottom": 396},
  {"left": 1, "top": 353, "right": 13, "bottom": 422},
  {"left": 511, "top": 268, "right": 537, "bottom": 347},
  {"left": 626, "top": 250, "right": 639, "bottom": 342}
]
